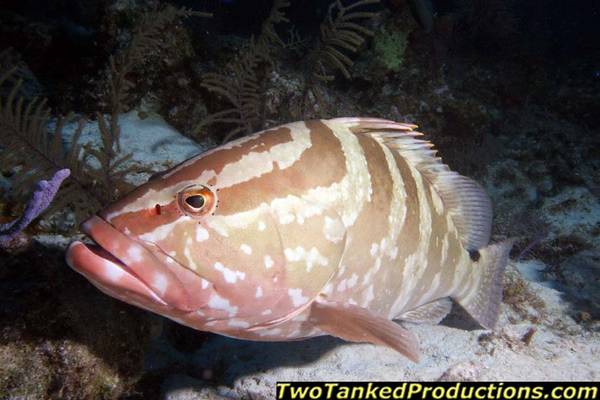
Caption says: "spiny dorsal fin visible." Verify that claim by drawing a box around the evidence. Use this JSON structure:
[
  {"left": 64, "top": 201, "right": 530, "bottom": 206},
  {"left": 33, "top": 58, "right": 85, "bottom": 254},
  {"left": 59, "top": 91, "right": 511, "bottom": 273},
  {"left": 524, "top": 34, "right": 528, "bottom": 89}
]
[
  {"left": 311, "top": 299, "right": 420, "bottom": 362},
  {"left": 398, "top": 297, "right": 453, "bottom": 325},
  {"left": 330, "top": 117, "right": 492, "bottom": 251}
]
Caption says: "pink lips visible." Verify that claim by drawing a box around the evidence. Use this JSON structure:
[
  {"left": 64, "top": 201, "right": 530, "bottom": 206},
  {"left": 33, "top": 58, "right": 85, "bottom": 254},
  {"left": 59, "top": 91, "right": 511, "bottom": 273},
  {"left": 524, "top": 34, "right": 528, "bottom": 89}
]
[{"left": 66, "top": 215, "right": 214, "bottom": 313}]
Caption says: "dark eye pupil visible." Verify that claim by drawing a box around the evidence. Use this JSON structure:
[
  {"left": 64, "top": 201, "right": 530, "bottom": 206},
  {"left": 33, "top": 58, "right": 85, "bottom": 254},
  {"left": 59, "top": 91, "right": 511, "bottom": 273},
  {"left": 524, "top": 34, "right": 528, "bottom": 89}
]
[{"left": 185, "top": 195, "right": 205, "bottom": 209}]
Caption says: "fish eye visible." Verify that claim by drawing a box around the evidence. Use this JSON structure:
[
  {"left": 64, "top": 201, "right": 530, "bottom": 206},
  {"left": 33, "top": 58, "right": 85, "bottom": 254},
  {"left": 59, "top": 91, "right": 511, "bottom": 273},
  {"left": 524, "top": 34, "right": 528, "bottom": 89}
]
[
  {"left": 185, "top": 195, "right": 205, "bottom": 209},
  {"left": 178, "top": 185, "right": 216, "bottom": 216}
]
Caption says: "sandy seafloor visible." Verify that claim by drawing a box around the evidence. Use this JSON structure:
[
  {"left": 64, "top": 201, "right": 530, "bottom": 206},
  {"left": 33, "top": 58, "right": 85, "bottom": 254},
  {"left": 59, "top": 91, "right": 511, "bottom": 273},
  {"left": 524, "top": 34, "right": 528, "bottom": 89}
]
[{"left": 6, "top": 110, "right": 599, "bottom": 399}]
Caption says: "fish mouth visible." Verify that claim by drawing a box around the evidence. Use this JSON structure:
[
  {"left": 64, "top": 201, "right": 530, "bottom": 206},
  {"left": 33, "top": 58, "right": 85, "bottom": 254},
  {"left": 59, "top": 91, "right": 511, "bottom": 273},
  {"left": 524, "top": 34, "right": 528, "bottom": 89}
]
[{"left": 66, "top": 215, "right": 214, "bottom": 313}]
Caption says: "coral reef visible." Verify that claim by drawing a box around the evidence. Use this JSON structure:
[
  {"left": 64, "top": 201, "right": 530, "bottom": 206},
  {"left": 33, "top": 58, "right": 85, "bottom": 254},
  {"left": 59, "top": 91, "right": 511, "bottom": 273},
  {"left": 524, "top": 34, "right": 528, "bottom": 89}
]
[
  {"left": 0, "top": 4, "right": 210, "bottom": 230},
  {"left": 1, "top": 242, "right": 153, "bottom": 399},
  {"left": 194, "top": 0, "right": 381, "bottom": 139},
  {"left": 300, "top": 0, "right": 380, "bottom": 115},
  {"left": 194, "top": 0, "right": 290, "bottom": 141},
  {"left": 0, "top": 67, "right": 97, "bottom": 223},
  {"left": 308, "top": 0, "right": 379, "bottom": 82}
]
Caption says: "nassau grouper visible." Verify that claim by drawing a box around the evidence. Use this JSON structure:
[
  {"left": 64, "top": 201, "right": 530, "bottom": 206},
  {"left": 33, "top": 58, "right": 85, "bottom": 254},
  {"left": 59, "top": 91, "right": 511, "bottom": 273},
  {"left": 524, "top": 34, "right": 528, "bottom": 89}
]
[{"left": 66, "top": 118, "right": 513, "bottom": 362}]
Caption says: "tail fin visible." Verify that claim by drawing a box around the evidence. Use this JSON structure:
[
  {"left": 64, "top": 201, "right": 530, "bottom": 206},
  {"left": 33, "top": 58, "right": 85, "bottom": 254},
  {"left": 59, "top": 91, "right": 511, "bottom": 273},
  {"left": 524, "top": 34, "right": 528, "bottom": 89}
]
[{"left": 455, "top": 239, "right": 514, "bottom": 329}]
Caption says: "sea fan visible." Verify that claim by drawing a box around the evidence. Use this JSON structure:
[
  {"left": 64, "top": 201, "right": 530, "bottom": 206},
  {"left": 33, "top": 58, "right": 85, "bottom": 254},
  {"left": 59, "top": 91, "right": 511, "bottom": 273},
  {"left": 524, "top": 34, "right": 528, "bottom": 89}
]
[
  {"left": 194, "top": 0, "right": 290, "bottom": 142},
  {"left": 0, "top": 68, "right": 100, "bottom": 223},
  {"left": 312, "top": 0, "right": 380, "bottom": 82}
]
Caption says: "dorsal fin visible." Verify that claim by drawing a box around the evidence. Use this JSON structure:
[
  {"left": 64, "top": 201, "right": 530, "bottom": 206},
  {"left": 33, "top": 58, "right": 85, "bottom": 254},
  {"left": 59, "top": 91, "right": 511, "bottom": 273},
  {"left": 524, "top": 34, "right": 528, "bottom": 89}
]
[{"left": 330, "top": 117, "right": 492, "bottom": 251}]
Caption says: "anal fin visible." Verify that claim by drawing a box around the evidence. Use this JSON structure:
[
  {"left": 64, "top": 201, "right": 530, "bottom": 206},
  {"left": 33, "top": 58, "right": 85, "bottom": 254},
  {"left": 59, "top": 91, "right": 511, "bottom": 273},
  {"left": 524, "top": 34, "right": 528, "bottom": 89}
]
[
  {"left": 310, "top": 299, "right": 420, "bottom": 362},
  {"left": 399, "top": 297, "right": 453, "bottom": 325}
]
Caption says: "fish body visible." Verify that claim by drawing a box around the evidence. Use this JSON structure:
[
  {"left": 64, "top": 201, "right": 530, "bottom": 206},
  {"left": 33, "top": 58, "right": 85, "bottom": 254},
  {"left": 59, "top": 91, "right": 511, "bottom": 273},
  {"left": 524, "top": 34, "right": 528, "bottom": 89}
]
[{"left": 66, "top": 118, "right": 512, "bottom": 361}]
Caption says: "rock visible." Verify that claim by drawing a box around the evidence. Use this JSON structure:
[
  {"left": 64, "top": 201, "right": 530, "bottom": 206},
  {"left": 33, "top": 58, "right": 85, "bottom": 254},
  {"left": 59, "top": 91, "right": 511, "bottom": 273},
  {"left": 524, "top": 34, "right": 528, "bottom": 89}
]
[
  {"left": 161, "top": 374, "right": 230, "bottom": 400},
  {"left": 559, "top": 250, "right": 600, "bottom": 317},
  {"left": 56, "top": 110, "right": 216, "bottom": 185},
  {"left": 438, "top": 362, "right": 482, "bottom": 381}
]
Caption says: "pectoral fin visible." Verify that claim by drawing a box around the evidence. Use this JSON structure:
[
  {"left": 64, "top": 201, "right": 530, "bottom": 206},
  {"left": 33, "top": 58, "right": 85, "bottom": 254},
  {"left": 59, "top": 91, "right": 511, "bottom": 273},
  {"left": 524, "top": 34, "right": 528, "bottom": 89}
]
[{"left": 310, "top": 299, "right": 420, "bottom": 362}]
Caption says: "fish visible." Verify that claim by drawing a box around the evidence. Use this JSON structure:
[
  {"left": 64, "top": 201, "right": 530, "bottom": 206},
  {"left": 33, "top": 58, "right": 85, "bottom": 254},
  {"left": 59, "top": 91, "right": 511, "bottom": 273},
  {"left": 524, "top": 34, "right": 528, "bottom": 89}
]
[{"left": 66, "top": 117, "right": 513, "bottom": 362}]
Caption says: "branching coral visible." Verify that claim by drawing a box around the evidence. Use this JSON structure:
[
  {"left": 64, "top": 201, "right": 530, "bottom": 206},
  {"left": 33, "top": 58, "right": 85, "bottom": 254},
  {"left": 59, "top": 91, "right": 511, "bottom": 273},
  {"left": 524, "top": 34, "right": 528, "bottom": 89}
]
[
  {"left": 301, "top": 0, "right": 380, "bottom": 114},
  {"left": 196, "top": 0, "right": 380, "bottom": 137},
  {"left": 195, "top": 40, "right": 271, "bottom": 142},
  {"left": 0, "top": 5, "right": 212, "bottom": 230},
  {"left": 311, "top": 0, "right": 380, "bottom": 82},
  {"left": 0, "top": 68, "right": 101, "bottom": 224},
  {"left": 256, "top": 0, "right": 291, "bottom": 51},
  {"left": 100, "top": 5, "right": 210, "bottom": 150},
  {"left": 93, "top": 5, "right": 210, "bottom": 197},
  {"left": 194, "top": 0, "right": 290, "bottom": 142}
]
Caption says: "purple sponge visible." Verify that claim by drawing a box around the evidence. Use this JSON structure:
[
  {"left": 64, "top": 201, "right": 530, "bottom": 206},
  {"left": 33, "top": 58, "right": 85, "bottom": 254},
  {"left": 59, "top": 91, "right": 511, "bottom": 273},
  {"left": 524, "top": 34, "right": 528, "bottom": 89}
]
[{"left": 0, "top": 168, "right": 70, "bottom": 248}]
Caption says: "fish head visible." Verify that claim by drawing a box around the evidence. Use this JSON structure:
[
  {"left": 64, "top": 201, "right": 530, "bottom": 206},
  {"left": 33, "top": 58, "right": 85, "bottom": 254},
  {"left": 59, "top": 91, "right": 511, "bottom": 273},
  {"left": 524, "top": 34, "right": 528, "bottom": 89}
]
[{"left": 66, "top": 124, "right": 348, "bottom": 333}]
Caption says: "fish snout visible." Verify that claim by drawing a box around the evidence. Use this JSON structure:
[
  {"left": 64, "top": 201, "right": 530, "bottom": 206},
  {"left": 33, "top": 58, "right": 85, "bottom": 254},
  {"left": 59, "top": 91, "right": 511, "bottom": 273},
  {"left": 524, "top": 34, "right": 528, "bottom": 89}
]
[
  {"left": 66, "top": 240, "right": 168, "bottom": 307},
  {"left": 69, "top": 215, "right": 213, "bottom": 313}
]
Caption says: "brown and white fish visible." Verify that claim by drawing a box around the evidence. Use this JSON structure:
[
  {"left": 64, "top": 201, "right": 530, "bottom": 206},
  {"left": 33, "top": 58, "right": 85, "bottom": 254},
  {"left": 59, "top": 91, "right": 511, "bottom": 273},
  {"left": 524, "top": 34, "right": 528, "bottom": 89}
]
[{"left": 66, "top": 117, "right": 513, "bottom": 362}]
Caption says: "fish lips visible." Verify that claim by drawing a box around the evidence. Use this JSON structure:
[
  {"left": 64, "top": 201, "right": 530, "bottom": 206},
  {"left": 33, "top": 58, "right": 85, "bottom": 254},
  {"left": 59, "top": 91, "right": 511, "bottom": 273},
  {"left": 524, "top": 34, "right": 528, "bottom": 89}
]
[{"left": 66, "top": 215, "right": 214, "bottom": 314}]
